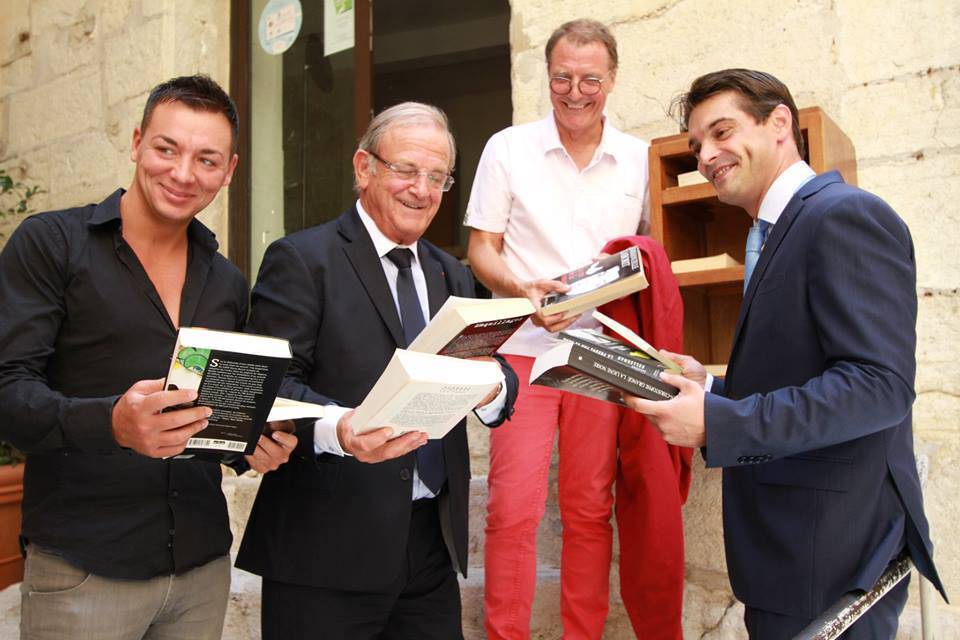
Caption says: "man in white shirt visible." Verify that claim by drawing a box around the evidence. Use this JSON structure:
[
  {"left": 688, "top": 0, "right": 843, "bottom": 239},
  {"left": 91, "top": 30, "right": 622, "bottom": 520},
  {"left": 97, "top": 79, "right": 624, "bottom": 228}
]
[
  {"left": 628, "top": 68, "right": 946, "bottom": 638},
  {"left": 465, "top": 19, "right": 683, "bottom": 640}
]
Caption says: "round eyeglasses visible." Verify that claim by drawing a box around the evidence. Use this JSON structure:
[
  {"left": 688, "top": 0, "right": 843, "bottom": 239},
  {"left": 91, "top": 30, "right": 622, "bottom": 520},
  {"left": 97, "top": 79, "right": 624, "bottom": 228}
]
[
  {"left": 367, "top": 150, "right": 455, "bottom": 192},
  {"left": 549, "top": 75, "right": 606, "bottom": 96}
]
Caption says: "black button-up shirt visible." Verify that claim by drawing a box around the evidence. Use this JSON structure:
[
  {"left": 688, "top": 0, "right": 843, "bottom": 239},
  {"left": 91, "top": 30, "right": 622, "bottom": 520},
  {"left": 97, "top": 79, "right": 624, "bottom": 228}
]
[{"left": 0, "top": 189, "right": 249, "bottom": 579}]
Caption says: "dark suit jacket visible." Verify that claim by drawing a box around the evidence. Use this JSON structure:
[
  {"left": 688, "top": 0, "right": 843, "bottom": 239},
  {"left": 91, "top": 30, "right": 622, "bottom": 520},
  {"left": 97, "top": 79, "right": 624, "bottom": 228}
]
[
  {"left": 704, "top": 172, "right": 946, "bottom": 618},
  {"left": 235, "top": 207, "right": 517, "bottom": 591}
]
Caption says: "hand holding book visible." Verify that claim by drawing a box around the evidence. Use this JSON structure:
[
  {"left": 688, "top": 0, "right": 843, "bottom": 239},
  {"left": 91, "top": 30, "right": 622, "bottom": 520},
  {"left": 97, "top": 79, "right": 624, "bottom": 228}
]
[
  {"left": 657, "top": 350, "right": 708, "bottom": 388},
  {"left": 623, "top": 370, "right": 707, "bottom": 448},
  {"left": 622, "top": 350, "right": 710, "bottom": 448},
  {"left": 111, "top": 378, "right": 213, "bottom": 458},
  {"left": 468, "top": 356, "right": 505, "bottom": 408},
  {"left": 336, "top": 409, "right": 428, "bottom": 464},
  {"left": 538, "top": 248, "right": 649, "bottom": 319},
  {"left": 245, "top": 429, "right": 297, "bottom": 473},
  {"left": 519, "top": 278, "right": 580, "bottom": 333}
]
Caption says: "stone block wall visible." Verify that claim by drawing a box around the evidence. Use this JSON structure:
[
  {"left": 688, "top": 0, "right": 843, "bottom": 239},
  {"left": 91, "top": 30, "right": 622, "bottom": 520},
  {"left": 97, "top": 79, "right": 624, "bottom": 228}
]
[{"left": 0, "top": 0, "right": 231, "bottom": 247}]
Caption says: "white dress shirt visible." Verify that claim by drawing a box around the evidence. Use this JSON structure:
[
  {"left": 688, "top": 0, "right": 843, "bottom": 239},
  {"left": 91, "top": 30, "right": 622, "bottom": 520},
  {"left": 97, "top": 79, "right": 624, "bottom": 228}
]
[
  {"left": 757, "top": 160, "right": 817, "bottom": 228},
  {"left": 465, "top": 112, "right": 650, "bottom": 357},
  {"left": 314, "top": 201, "right": 507, "bottom": 499}
]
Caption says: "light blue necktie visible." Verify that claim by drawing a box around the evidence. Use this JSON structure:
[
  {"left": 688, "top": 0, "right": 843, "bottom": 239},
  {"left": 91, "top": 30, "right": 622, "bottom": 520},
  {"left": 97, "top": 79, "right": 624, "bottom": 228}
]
[{"left": 743, "top": 219, "right": 771, "bottom": 293}]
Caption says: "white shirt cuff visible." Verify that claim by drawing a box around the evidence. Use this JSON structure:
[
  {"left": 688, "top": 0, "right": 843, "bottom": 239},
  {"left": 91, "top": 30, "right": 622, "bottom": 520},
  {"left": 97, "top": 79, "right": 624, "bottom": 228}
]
[
  {"left": 313, "top": 405, "right": 352, "bottom": 456},
  {"left": 705, "top": 373, "right": 715, "bottom": 393},
  {"left": 473, "top": 371, "right": 507, "bottom": 425}
]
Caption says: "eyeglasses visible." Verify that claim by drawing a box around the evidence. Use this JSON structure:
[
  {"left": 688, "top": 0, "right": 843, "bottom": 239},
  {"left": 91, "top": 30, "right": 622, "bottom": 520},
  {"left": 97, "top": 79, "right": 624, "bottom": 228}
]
[
  {"left": 367, "top": 150, "right": 455, "bottom": 192},
  {"left": 549, "top": 75, "right": 606, "bottom": 96}
]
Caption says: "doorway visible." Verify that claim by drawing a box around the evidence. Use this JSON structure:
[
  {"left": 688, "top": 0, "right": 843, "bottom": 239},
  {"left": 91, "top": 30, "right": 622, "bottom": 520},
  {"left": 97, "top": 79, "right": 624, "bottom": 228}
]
[{"left": 233, "top": 0, "right": 512, "bottom": 278}]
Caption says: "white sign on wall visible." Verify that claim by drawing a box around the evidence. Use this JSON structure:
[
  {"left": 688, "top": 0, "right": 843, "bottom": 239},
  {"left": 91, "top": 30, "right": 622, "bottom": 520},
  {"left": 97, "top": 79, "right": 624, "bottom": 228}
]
[
  {"left": 258, "top": 0, "right": 303, "bottom": 55},
  {"left": 324, "top": 0, "right": 354, "bottom": 57}
]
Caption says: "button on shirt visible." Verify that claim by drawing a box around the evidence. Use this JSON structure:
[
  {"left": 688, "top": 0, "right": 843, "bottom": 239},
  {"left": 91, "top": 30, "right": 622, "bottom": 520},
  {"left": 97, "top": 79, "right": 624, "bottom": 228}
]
[
  {"left": 464, "top": 112, "right": 650, "bottom": 357},
  {"left": 0, "top": 189, "right": 249, "bottom": 579},
  {"left": 313, "top": 201, "right": 507, "bottom": 499}
]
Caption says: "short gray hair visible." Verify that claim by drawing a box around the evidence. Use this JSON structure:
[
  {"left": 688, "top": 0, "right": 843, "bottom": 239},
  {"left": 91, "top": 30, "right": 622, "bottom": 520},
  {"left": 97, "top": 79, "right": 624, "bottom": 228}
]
[
  {"left": 545, "top": 19, "right": 618, "bottom": 72},
  {"left": 358, "top": 102, "right": 456, "bottom": 172}
]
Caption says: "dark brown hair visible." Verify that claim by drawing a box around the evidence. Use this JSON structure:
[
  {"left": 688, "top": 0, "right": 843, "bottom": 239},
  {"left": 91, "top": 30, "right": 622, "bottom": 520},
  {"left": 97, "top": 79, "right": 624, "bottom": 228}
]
[
  {"left": 140, "top": 75, "right": 239, "bottom": 153},
  {"left": 545, "top": 19, "right": 618, "bottom": 72},
  {"left": 673, "top": 68, "right": 804, "bottom": 157}
]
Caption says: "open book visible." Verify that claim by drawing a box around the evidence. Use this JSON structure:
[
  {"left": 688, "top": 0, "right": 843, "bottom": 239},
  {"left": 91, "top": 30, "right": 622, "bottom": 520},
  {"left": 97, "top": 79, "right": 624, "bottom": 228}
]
[
  {"left": 165, "top": 327, "right": 291, "bottom": 459},
  {"left": 540, "top": 247, "right": 648, "bottom": 317},
  {"left": 408, "top": 296, "right": 533, "bottom": 358},
  {"left": 530, "top": 328, "right": 678, "bottom": 406},
  {"left": 592, "top": 310, "right": 681, "bottom": 373},
  {"left": 351, "top": 349, "right": 502, "bottom": 440}
]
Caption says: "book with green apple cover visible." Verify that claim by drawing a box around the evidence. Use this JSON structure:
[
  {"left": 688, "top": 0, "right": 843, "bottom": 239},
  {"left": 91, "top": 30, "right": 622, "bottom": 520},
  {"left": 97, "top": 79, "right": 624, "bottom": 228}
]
[{"left": 164, "top": 327, "right": 292, "bottom": 459}]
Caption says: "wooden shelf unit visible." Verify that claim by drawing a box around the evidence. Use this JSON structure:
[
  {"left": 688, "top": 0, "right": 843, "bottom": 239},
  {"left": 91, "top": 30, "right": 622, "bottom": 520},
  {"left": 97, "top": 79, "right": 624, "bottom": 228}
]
[{"left": 649, "top": 107, "right": 858, "bottom": 366}]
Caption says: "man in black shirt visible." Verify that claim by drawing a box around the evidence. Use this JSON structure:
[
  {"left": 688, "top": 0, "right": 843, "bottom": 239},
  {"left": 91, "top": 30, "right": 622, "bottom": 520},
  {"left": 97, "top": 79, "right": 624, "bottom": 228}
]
[{"left": 0, "top": 75, "right": 295, "bottom": 639}]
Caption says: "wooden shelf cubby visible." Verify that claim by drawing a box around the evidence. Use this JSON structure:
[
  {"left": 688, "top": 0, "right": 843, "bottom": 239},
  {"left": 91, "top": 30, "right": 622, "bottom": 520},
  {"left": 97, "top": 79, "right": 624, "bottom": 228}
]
[{"left": 649, "top": 107, "right": 858, "bottom": 367}]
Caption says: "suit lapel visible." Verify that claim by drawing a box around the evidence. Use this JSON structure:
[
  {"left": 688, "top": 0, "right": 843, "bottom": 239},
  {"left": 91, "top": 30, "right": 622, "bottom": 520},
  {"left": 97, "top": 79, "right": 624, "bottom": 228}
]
[
  {"left": 418, "top": 242, "right": 449, "bottom": 320},
  {"left": 728, "top": 172, "right": 842, "bottom": 364},
  {"left": 339, "top": 207, "right": 406, "bottom": 347}
]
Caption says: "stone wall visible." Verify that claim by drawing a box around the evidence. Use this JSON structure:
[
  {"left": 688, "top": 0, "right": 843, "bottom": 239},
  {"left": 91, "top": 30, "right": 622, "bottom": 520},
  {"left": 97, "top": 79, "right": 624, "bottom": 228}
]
[
  {"left": 0, "top": 0, "right": 232, "bottom": 247},
  {"left": 505, "top": 0, "right": 960, "bottom": 637}
]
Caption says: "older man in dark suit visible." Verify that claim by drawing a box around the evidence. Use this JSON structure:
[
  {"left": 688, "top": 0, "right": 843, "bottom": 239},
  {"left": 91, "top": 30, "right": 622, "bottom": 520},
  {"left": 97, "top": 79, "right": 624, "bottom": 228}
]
[
  {"left": 628, "top": 69, "right": 946, "bottom": 638},
  {"left": 235, "top": 102, "right": 517, "bottom": 640}
]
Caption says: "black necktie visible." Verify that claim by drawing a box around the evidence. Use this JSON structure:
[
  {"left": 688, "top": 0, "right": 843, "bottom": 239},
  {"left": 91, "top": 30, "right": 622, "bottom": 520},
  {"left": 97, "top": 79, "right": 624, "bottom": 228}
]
[{"left": 385, "top": 247, "right": 446, "bottom": 494}]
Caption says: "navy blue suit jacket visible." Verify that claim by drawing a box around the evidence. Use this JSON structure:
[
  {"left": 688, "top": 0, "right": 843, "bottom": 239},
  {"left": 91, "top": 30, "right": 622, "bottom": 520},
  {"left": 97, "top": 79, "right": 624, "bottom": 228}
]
[
  {"left": 704, "top": 171, "right": 945, "bottom": 618},
  {"left": 235, "top": 207, "right": 518, "bottom": 591}
]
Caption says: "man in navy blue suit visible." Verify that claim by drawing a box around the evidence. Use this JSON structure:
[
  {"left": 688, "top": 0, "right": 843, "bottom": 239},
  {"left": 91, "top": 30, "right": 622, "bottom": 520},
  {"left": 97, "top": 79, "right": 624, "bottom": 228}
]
[{"left": 628, "top": 69, "right": 946, "bottom": 638}]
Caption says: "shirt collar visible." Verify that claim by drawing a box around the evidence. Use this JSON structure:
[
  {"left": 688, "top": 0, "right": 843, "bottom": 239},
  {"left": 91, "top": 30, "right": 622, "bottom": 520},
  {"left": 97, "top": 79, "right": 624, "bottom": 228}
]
[
  {"left": 355, "top": 200, "right": 420, "bottom": 264},
  {"left": 541, "top": 111, "right": 621, "bottom": 165},
  {"left": 757, "top": 161, "right": 817, "bottom": 226},
  {"left": 87, "top": 188, "right": 219, "bottom": 253},
  {"left": 87, "top": 188, "right": 125, "bottom": 227}
]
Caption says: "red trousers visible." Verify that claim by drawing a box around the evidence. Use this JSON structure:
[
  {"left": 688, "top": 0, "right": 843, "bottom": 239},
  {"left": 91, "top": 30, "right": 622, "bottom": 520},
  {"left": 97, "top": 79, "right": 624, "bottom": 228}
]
[
  {"left": 616, "top": 411, "right": 686, "bottom": 639},
  {"left": 484, "top": 355, "right": 685, "bottom": 639}
]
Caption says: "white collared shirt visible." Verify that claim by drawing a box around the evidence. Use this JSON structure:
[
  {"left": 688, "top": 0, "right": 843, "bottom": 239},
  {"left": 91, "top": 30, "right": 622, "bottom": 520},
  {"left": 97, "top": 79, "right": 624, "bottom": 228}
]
[
  {"left": 465, "top": 112, "right": 650, "bottom": 357},
  {"left": 757, "top": 160, "right": 817, "bottom": 227},
  {"left": 314, "top": 201, "right": 506, "bottom": 499}
]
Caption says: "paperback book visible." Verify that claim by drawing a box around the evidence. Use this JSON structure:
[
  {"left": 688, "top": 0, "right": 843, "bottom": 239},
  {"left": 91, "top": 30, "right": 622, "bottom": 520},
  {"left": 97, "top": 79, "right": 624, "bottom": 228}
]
[
  {"left": 351, "top": 349, "right": 502, "bottom": 440},
  {"left": 540, "top": 247, "right": 648, "bottom": 317},
  {"left": 164, "top": 327, "right": 292, "bottom": 460},
  {"left": 408, "top": 296, "right": 534, "bottom": 358},
  {"left": 530, "top": 328, "right": 678, "bottom": 406}
]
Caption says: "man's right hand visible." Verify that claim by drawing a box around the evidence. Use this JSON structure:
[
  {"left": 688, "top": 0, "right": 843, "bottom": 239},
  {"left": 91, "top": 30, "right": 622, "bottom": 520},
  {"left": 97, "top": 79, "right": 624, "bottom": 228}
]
[
  {"left": 660, "top": 351, "right": 708, "bottom": 388},
  {"left": 522, "top": 278, "right": 580, "bottom": 333},
  {"left": 336, "top": 410, "right": 427, "bottom": 463},
  {"left": 111, "top": 378, "right": 212, "bottom": 457}
]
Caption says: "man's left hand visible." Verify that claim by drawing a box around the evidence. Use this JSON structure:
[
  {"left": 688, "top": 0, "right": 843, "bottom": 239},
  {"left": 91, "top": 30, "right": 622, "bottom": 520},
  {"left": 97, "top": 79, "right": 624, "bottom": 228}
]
[
  {"left": 468, "top": 356, "right": 503, "bottom": 408},
  {"left": 245, "top": 429, "right": 298, "bottom": 473},
  {"left": 624, "top": 372, "right": 706, "bottom": 448}
]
